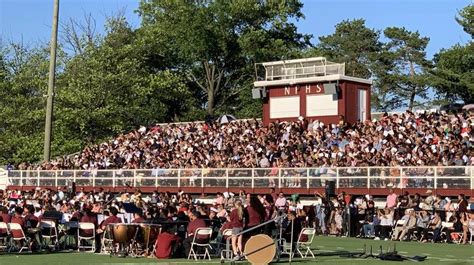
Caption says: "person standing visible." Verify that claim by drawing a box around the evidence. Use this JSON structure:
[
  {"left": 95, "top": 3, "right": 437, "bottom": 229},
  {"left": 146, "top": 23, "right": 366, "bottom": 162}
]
[
  {"left": 245, "top": 196, "right": 266, "bottom": 237},
  {"left": 230, "top": 199, "right": 244, "bottom": 261}
]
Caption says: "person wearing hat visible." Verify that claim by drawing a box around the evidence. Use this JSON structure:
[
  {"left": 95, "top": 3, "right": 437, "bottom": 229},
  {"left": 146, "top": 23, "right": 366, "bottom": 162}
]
[{"left": 183, "top": 210, "right": 207, "bottom": 257}]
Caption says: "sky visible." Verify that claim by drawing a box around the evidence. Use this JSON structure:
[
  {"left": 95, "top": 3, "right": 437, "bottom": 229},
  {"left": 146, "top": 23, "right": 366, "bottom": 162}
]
[{"left": 0, "top": 0, "right": 471, "bottom": 58}]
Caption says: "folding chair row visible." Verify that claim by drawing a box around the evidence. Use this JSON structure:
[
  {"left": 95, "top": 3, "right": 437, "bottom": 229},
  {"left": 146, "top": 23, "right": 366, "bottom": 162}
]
[{"left": 0, "top": 222, "right": 31, "bottom": 253}]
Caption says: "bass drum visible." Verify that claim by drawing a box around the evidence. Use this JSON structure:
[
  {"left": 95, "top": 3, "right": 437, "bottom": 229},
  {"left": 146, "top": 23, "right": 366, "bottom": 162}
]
[
  {"left": 113, "top": 224, "right": 138, "bottom": 244},
  {"left": 138, "top": 224, "right": 161, "bottom": 247}
]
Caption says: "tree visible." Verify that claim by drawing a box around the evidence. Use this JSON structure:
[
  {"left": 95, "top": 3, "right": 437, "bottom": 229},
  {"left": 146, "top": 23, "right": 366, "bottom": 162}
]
[
  {"left": 430, "top": 5, "right": 474, "bottom": 104},
  {"left": 316, "top": 19, "right": 381, "bottom": 78},
  {"left": 0, "top": 42, "right": 55, "bottom": 164},
  {"left": 60, "top": 12, "right": 99, "bottom": 55},
  {"left": 382, "top": 27, "right": 432, "bottom": 110},
  {"left": 55, "top": 15, "right": 191, "bottom": 150},
  {"left": 137, "top": 0, "right": 311, "bottom": 115},
  {"left": 455, "top": 4, "right": 474, "bottom": 38},
  {"left": 370, "top": 47, "right": 405, "bottom": 111}
]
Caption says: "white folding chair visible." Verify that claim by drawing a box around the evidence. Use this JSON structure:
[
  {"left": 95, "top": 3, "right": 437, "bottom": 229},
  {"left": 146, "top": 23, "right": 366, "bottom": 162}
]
[
  {"left": 219, "top": 229, "right": 233, "bottom": 260},
  {"left": 188, "top": 227, "right": 213, "bottom": 261},
  {"left": 0, "top": 222, "right": 9, "bottom": 251},
  {"left": 440, "top": 222, "right": 454, "bottom": 242},
  {"left": 7, "top": 223, "right": 30, "bottom": 253},
  {"left": 295, "top": 228, "right": 316, "bottom": 258},
  {"left": 283, "top": 228, "right": 316, "bottom": 259},
  {"left": 100, "top": 225, "right": 114, "bottom": 254},
  {"left": 39, "top": 220, "right": 58, "bottom": 249},
  {"left": 77, "top": 222, "right": 96, "bottom": 252},
  {"left": 390, "top": 219, "right": 406, "bottom": 240}
]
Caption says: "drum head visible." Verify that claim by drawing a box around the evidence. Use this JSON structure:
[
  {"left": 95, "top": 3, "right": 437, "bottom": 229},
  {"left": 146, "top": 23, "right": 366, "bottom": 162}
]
[
  {"left": 244, "top": 234, "right": 276, "bottom": 265},
  {"left": 113, "top": 224, "right": 137, "bottom": 243}
]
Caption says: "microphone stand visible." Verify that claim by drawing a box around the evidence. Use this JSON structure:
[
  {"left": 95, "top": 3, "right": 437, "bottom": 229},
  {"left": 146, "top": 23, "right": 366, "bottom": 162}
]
[{"left": 289, "top": 217, "right": 294, "bottom": 264}]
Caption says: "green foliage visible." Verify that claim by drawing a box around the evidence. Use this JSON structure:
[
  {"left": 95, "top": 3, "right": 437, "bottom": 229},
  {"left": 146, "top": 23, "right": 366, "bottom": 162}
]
[
  {"left": 431, "top": 43, "right": 474, "bottom": 104},
  {"left": 1, "top": 2, "right": 473, "bottom": 165},
  {"left": 316, "top": 19, "right": 381, "bottom": 79},
  {"left": 455, "top": 4, "right": 474, "bottom": 38},
  {"left": 0, "top": 43, "right": 52, "bottom": 164},
  {"left": 378, "top": 27, "right": 432, "bottom": 110},
  {"left": 137, "top": 0, "right": 311, "bottom": 115},
  {"left": 429, "top": 5, "right": 473, "bottom": 104}
]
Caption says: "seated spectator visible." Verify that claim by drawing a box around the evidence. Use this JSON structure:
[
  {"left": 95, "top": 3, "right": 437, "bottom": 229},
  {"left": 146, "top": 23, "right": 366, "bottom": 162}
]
[
  {"left": 132, "top": 211, "right": 146, "bottom": 223},
  {"left": 97, "top": 207, "right": 121, "bottom": 233},
  {"left": 155, "top": 225, "right": 181, "bottom": 259},
  {"left": 415, "top": 210, "right": 431, "bottom": 242},
  {"left": 183, "top": 210, "right": 207, "bottom": 257}
]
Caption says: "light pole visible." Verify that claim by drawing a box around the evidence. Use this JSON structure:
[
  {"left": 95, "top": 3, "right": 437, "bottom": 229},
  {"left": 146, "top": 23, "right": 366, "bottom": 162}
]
[{"left": 43, "top": 0, "right": 59, "bottom": 162}]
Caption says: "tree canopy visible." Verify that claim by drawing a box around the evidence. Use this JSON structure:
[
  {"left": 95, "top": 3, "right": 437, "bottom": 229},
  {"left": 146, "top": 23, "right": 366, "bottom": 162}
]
[{"left": 0, "top": 1, "right": 472, "bottom": 165}]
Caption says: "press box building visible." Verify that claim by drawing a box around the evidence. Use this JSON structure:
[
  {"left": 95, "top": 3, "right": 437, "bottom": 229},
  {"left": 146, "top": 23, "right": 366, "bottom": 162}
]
[{"left": 252, "top": 57, "right": 372, "bottom": 125}]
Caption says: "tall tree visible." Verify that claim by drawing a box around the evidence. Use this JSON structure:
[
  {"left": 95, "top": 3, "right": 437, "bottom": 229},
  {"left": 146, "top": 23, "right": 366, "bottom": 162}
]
[
  {"left": 137, "top": 0, "right": 311, "bottom": 115},
  {"left": 382, "top": 27, "right": 432, "bottom": 110},
  {"left": 430, "top": 5, "right": 473, "bottom": 104},
  {"left": 455, "top": 4, "right": 474, "bottom": 38},
  {"left": 316, "top": 19, "right": 381, "bottom": 78},
  {"left": 55, "top": 15, "right": 191, "bottom": 151},
  {"left": 0, "top": 43, "right": 55, "bottom": 164}
]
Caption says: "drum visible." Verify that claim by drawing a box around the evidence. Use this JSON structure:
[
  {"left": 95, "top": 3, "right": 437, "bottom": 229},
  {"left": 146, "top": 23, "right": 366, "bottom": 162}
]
[
  {"left": 139, "top": 224, "right": 161, "bottom": 247},
  {"left": 244, "top": 234, "right": 276, "bottom": 265},
  {"left": 112, "top": 224, "right": 138, "bottom": 244}
]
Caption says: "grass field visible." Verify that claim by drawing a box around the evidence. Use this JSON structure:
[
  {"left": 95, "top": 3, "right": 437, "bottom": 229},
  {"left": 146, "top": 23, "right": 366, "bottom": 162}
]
[{"left": 0, "top": 237, "right": 473, "bottom": 265}]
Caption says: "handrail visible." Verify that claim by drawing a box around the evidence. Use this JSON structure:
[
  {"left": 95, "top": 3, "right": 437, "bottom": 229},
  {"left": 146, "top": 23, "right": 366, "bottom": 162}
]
[
  {"left": 236, "top": 214, "right": 287, "bottom": 238},
  {"left": 4, "top": 166, "right": 474, "bottom": 191}
]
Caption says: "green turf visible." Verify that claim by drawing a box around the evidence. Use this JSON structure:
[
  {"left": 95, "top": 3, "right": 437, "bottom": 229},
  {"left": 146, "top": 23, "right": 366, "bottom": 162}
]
[{"left": 0, "top": 237, "right": 473, "bottom": 265}]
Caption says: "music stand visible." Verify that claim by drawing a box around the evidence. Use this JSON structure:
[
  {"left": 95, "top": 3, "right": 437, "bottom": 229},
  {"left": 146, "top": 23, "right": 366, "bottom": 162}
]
[{"left": 122, "top": 203, "right": 141, "bottom": 223}]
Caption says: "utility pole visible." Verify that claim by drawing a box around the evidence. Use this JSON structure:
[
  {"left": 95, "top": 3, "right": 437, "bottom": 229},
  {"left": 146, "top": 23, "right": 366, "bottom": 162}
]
[{"left": 43, "top": 0, "right": 60, "bottom": 162}]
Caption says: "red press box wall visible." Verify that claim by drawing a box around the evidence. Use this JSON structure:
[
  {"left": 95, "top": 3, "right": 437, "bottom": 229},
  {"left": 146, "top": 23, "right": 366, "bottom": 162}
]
[{"left": 262, "top": 80, "right": 371, "bottom": 125}]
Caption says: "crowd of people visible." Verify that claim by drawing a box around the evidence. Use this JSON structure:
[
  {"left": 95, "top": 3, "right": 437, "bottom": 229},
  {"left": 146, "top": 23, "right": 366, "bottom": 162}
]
[
  {"left": 0, "top": 187, "right": 310, "bottom": 260},
  {"left": 315, "top": 189, "right": 474, "bottom": 245},
  {"left": 0, "top": 186, "right": 472, "bottom": 259},
  {"left": 13, "top": 110, "right": 473, "bottom": 171}
]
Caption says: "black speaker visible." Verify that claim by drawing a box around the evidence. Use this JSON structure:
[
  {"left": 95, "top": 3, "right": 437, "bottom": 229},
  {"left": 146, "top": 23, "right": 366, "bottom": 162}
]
[{"left": 326, "top": 180, "right": 336, "bottom": 197}]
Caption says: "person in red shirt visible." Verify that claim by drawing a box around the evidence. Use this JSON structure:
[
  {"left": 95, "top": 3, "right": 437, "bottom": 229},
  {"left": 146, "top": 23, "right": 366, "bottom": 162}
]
[
  {"left": 10, "top": 207, "right": 25, "bottom": 239},
  {"left": 80, "top": 208, "right": 97, "bottom": 237},
  {"left": 0, "top": 206, "right": 11, "bottom": 223},
  {"left": 131, "top": 211, "right": 145, "bottom": 223},
  {"left": 97, "top": 207, "right": 121, "bottom": 233},
  {"left": 183, "top": 210, "right": 207, "bottom": 257},
  {"left": 154, "top": 225, "right": 180, "bottom": 259},
  {"left": 229, "top": 199, "right": 244, "bottom": 260},
  {"left": 23, "top": 205, "right": 39, "bottom": 229},
  {"left": 245, "top": 196, "right": 266, "bottom": 237}
]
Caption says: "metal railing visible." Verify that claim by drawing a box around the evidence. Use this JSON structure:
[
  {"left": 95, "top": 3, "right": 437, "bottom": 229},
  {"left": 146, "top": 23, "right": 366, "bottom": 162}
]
[{"left": 4, "top": 166, "right": 473, "bottom": 190}]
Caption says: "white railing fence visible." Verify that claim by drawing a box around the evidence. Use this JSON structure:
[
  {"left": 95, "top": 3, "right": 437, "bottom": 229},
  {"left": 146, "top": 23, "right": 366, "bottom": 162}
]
[{"left": 5, "top": 166, "right": 473, "bottom": 190}]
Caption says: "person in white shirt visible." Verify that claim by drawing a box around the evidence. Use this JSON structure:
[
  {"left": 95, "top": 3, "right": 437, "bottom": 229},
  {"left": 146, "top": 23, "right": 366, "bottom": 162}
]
[
  {"left": 376, "top": 208, "right": 394, "bottom": 240},
  {"left": 275, "top": 192, "right": 287, "bottom": 211}
]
